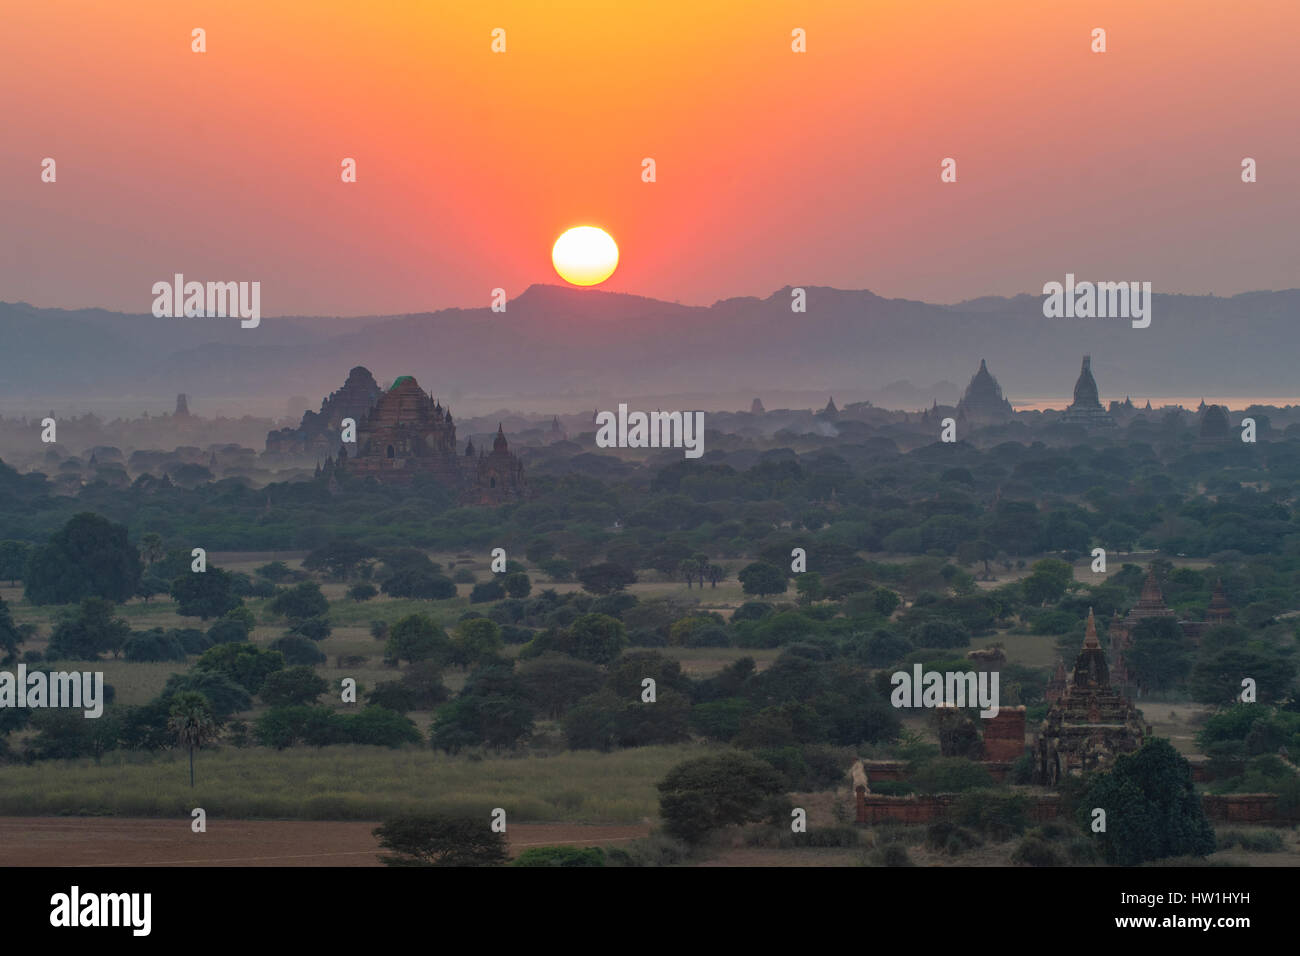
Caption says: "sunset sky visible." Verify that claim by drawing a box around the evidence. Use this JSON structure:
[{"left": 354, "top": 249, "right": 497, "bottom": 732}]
[{"left": 3, "top": 0, "right": 1298, "bottom": 316}]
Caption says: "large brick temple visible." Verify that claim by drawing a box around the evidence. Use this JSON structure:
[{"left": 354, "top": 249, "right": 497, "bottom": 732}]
[
  {"left": 1036, "top": 608, "right": 1148, "bottom": 785},
  {"left": 342, "top": 375, "right": 528, "bottom": 505}
]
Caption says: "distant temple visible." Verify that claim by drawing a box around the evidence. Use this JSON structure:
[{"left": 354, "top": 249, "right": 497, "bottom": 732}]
[
  {"left": 956, "top": 359, "right": 1014, "bottom": 424},
  {"left": 342, "top": 375, "right": 527, "bottom": 505},
  {"left": 1109, "top": 568, "right": 1234, "bottom": 690},
  {"left": 1059, "top": 355, "right": 1116, "bottom": 428},
  {"left": 1036, "top": 609, "right": 1148, "bottom": 785},
  {"left": 751, "top": 398, "right": 766, "bottom": 415},
  {"left": 265, "top": 366, "right": 383, "bottom": 458},
  {"left": 174, "top": 394, "right": 191, "bottom": 418},
  {"left": 821, "top": 396, "right": 839, "bottom": 419},
  {"left": 1198, "top": 403, "right": 1232, "bottom": 443}
]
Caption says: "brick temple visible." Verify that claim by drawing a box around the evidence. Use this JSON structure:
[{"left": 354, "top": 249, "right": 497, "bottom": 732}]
[
  {"left": 343, "top": 374, "right": 528, "bottom": 505},
  {"left": 1036, "top": 608, "right": 1148, "bottom": 785}
]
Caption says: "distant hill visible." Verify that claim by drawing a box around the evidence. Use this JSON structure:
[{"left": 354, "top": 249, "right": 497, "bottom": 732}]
[{"left": 2, "top": 285, "right": 1297, "bottom": 414}]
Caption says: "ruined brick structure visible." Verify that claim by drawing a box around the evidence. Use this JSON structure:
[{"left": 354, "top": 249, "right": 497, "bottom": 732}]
[
  {"left": 1036, "top": 608, "right": 1148, "bottom": 785},
  {"left": 981, "top": 706, "right": 1027, "bottom": 762}
]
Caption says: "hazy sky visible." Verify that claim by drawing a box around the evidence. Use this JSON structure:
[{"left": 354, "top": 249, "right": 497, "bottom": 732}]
[{"left": 3, "top": 0, "right": 1298, "bottom": 316}]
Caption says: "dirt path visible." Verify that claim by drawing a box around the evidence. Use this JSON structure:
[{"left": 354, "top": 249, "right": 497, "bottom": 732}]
[{"left": 0, "top": 817, "right": 651, "bottom": 867}]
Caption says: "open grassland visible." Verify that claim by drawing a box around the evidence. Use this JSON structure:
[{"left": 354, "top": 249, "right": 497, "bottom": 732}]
[{"left": 0, "top": 742, "right": 716, "bottom": 821}]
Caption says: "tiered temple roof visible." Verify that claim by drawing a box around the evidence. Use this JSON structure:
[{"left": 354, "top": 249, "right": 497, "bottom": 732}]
[{"left": 956, "top": 359, "right": 1014, "bottom": 423}]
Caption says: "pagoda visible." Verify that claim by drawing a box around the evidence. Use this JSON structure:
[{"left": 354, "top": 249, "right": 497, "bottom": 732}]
[{"left": 1059, "top": 355, "right": 1116, "bottom": 428}]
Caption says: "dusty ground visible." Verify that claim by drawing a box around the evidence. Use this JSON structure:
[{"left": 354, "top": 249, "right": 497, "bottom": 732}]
[{"left": 0, "top": 817, "right": 651, "bottom": 867}]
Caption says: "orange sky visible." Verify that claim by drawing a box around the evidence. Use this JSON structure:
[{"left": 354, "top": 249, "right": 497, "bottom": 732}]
[{"left": 2, "top": 0, "right": 1297, "bottom": 315}]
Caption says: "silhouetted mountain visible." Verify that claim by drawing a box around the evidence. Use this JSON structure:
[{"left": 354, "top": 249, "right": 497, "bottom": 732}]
[{"left": 3, "top": 285, "right": 1298, "bottom": 413}]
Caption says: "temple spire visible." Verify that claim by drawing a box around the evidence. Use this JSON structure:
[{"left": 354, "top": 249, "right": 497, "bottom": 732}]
[{"left": 1083, "top": 607, "right": 1100, "bottom": 648}]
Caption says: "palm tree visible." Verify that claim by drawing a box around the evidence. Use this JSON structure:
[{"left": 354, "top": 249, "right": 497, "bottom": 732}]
[{"left": 167, "top": 692, "right": 219, "bottom": 788}]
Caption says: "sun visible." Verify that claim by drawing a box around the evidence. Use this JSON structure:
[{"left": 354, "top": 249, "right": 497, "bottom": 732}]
[{"left": 552, "top": 226, "right": 619, "bottom": 286}]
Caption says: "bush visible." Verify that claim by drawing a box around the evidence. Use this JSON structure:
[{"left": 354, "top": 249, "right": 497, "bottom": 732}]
[
  {"left": 925, "top": 821, "right": 983, "bottom": 856},
  {"left": 951, "top": 791, "right": 1030, "bottom": 841},
  {"left": 1011, "top": 835, "right": 1064, "bottom": 866},
  {"left": 205, "top": 618, "right": 250, "bottom": 646},
  {"left": 382, "top": 570, "right": 457, "bottom": 600},
  {"left": 732, "top": 602, "right": 774, "bottom": 623},
  {"left": 373, "top": 815, "right": 508, "bottom": 867},
  {"left": 123, "top": 629, "right": 187, "bottom": 662},
  {"left": 470, "top": 580, "right": 506, "bottom": 603},
  {"left": 260, "top": 666, "right": 329, "bottom": 706},
  {"left": 910, "top": 758, "right": 994, "bottom": 794},
  {"left": 868, "top": 843, "right": 914, "bottom": 867},
  {"left": 347, "top": 583, "right": 379, "bottom": 602},
  {"left": 657, "top": 751, "right": 788, "bottom": 844},
  {"left": 512, "top": 846, "right": 606, "bottom": 867},
  {"left": 1216, "top": 829, "right": 1283, "bottom": 853},
  {"left": 269, "top": 634, "right": 327, "bottom": 666}
]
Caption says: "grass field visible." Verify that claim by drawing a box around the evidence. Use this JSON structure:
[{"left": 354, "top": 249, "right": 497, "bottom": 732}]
[{"left": 0, "top": 742, "right": 716, "bottom": 821}]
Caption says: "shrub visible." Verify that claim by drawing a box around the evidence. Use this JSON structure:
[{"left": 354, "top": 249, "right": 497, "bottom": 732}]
[
  {"left": 925, "top": 821, "right": 983, "bottom": 856},
  {"left": 512, "top": 846, "right": 606, "bottom": 867},
  {"left": 373, "top": 815, "right": 508, "bottom": 867},
  {"left": 470, "top": 580, "right": 506, "bottom": 603},
  {"left": 1216, "top": 829, "right": 1283, "bottom": 853},
  {"left": 1011, "top": 835, "right": 1064, "bottom": 866},
  {"left": 951, "top": 791, "right": 1030, "bottom": 841},
  {"left": 123, "top": 629, "right": 187, "bottom": 662},
  {"left": 910, "top": 758, "right": 994, "bottom": 794},
  {"left": 269, "top": 634, "right": 327, "bottom": 666},
  {"left": 869, "top": 843, "right": 913, "bottom": 867}
]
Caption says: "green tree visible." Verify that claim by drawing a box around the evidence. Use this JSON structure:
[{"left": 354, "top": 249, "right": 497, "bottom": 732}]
[
  {"left": 738, "top": 562, "right": 788, "bottom": 597},
  {"left": 516, "top": 654, "right": 605, "bottom": 719},
  {"left": 0, "top": 598, "right": 26, "bottom": 663},
  {"left": 1021, "top": 558, "right": 1073, "bottom": 606},
  {"left": 454, "top": 618, "right": 504, "bottom": 669},
  {"left": 303, "top": 538, "right": 374, "bottom": 579},
  {"left": 24, "top": 512, "right": 142, "bottom": 605},
  {"left": 0, "top": 540, "right": 33, "bottom": 585},
  {"left": 503, "top": 571, "right": 532, "bottom": 599},
  {"left": 268, "top": 581, "right": 329, "bottom": 621},
  {"left": 576, "top": 562, "right": 637, "bottom": 595},
  {"left": 1078, "top": 738, "right": 1215, "bottom": 866},
  {"left": 956, "top": 539, "right": 994, "bottom": 576},
  {"left": 194, "top": 642, "right": 285, "bottom": 694},
  {"left": 386, "top": 614, "right": 453, "bottom": 666},
  {"left": 657, "top": 751, "right": 787, "bottom": 844},
  {"left": 1191, "top": 646, "right": 1296, "bottom": 705},
  {"left": 340, "top": 705, "right": 423, "bottom": 747},
  {"left": 795, "top": 572, "right": 823, "bottom": 605},
  {"left": 47, "top": 597, "right": 131, "bottom": 660},
  {"left": 138, "top": 532, "right": 165, "bottom": 566},
  {"left": 382, "top": 569, "right": 457, "bottom": 600},
  {"left": 1128, "top": 616, "right": 1192, "bottom": 693},
  {"left": 260, "top": 665, "right": 329, "bottom": 706},
  {"left": 373, "top": 815, "right": 508, "bottom": 867},
  {"left": 170, "top": 567, "right": 241, "bottom": 620},
  {"left": 569, "top": 613, "right": 628, "bottom": 665},
  {"left": 347, "top": 583, "right": 379, "bottom": 602},
  {"left": 168, "top": 691, "right": 219, "bottom": 788}
]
